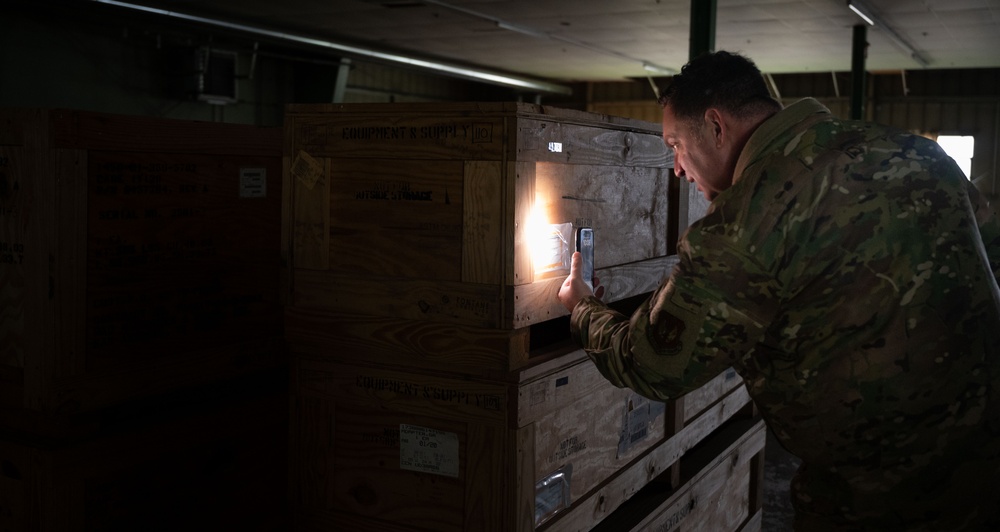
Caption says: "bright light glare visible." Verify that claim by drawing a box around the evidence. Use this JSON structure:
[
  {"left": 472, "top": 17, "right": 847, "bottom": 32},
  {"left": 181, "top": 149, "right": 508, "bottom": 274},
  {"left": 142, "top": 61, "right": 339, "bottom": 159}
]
[
  {"left": 937, "top": 135, "right": 975, "bottom": 180},
  {"left": 848, "top": 3, "right": 875, "bottom": 26},
  {"left": 525, "top": 197, "right": 571, "bottom": 275}
]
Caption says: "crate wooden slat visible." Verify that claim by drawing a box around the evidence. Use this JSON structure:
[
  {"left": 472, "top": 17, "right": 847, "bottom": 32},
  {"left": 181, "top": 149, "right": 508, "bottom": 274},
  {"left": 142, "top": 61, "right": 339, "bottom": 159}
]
[
  {"left": 283, "top": 256, "right": 679, "bottom": 382},
  {"left": 542, "top": 373, "right": 753, "bottom": 532},
  {"left": 287, "top": 255, "right": 678, "bottom": 337},
  {"left": 290, "top": 354, "right": 752, "bottom": 531},
  {"left": 281, "top": 102, "right": 673, "bottom": 333},
  {"left": 591, "top": 418, "right": 767, "bottom": 532},
  {"left": 0, "top": 108, "right": 285, "bottom": 420},
  {"left": 678, "top": 178, "right": 712, "bottom": 234}
]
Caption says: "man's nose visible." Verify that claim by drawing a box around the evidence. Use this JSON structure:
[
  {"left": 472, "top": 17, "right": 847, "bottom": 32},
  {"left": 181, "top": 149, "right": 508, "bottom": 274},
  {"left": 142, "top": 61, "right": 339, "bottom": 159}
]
[{"left": 674, "top": 159, "right": 688, "bottom": 181}]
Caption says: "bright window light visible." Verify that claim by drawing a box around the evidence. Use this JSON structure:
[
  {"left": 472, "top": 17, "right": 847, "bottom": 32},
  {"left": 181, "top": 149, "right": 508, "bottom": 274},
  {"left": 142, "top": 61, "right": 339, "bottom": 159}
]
[{"left": 937, "top": 135, "right": 975, "bottom": 180}]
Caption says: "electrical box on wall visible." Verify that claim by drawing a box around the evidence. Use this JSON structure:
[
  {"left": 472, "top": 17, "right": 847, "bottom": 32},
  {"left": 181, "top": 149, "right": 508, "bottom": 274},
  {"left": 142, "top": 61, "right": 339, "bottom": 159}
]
[{"left": 195, "top": 47, "right": 238, "bottom": 105}]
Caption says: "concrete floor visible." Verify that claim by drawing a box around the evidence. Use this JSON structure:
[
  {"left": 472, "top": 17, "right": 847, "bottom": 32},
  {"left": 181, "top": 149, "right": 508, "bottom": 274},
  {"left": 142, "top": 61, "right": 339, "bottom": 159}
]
[{"left": 761, "top": 428, "right": 801, "bottom": 531}]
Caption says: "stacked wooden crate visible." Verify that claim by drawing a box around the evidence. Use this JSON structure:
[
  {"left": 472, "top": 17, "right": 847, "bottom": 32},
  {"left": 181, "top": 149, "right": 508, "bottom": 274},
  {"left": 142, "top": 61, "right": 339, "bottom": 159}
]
[
  {"left": 282, "top": 102, "right": 762, "bottom": 531},
  {"left": 0, "top": 108, "right": 289, "bottom": 531}
]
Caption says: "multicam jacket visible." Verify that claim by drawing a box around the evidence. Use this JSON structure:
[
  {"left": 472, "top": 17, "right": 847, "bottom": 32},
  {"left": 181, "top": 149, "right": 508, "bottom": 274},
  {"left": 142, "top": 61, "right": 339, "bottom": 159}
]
[{"left": 571, "top": 98, "right": 1000, "bottom": 530}]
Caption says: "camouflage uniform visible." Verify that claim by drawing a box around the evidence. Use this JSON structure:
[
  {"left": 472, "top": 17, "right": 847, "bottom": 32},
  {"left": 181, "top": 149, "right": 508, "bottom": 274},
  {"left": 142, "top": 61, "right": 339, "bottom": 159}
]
[{"left": 572, "top": 98, "right": 1000, "bottom": 530}]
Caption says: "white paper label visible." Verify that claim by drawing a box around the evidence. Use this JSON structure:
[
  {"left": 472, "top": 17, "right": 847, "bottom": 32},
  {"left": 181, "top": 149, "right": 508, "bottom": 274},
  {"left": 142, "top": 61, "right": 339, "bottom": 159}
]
[
  {"left": 399, "top": 424, "right": 460, "bottom": 478},
  {"left": 532, "top": 222, "right": 572, "bottom": 274},
  {"left": 239, "top": 167, "right": 267, "bottom": 198},
  {"left": 547, "top": 142, "right": 562, "bottom": 153}
]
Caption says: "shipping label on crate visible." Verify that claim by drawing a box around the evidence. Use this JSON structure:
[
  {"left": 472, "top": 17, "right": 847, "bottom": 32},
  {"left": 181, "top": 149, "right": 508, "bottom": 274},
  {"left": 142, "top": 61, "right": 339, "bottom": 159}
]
[
  {"left": 399, "top": 424, "right": 460, "bottom": 478},
  {"left": 535, "top": 464, "right": 572, "bottom": 527},
  {"left": 239, "top": 167, "right": 267, "bottom": 198},
  {"left": 617, "top": 392, "right": 666, "bottom": 458},
  {"left": 290, "top": 150, "right": 324, "bottom": 190},
  {"left": 530, "top": 222, "right": 572, "bottom": 275}
]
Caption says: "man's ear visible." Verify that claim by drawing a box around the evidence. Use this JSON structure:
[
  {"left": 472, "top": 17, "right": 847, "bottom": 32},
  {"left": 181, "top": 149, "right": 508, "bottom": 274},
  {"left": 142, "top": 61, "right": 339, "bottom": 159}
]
[{"left": 704, "top": 108, "right": 726, "bottom": 147}]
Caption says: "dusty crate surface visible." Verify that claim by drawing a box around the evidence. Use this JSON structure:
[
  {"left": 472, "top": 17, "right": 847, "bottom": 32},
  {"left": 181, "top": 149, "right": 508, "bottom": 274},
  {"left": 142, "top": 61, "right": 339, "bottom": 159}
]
[
  {"left": 0, "top": 108, "right": 284, "bottom": 417},
  {"left": 292, "top": 352, "right": 682, "bottom": 532},
  {"left": 591, "top": 418, "right": 767, "bottom": 532},
  {"left": 282, "top": 102, "right": 674, "bottom": 330},
  {"left": 283, "top": 260, "right": 678, "bottom": 380},
  {"left": 541, "top": 371, "right": 755, "bottom": 532},
  {"left": 290, "top": 352, "right": 753, "bottom": 532}
]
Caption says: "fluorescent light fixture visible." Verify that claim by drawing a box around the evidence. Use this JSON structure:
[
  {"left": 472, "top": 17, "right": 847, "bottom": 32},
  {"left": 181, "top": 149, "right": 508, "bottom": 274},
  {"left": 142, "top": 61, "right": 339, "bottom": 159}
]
[
  {"left": 642, "top": 62, "right": 677, "bottom": 76},
  {"left": 496, "top": 21, "right": 549, "bottom": 39},
  {"left": 847, "top": 2, "right": 875, "bottom": 26},
  {"left": 89, "top": 0, "right": 573, "bottom": 95},
  {"left": 847, "top": 0, "right": 929, "bottom": 67}
]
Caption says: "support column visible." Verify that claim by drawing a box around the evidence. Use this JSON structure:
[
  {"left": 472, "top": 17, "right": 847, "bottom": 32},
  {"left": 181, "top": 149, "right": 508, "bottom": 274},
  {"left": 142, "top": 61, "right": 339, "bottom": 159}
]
[
  {"left": 689, "top": 0, "right": 717, "bottom": 60},
  {"left": 851, "top": 24, "right": 867, "bottom": 120},
  {"left": 332, "top": 58, "right": 351, "bottom": 103},
  {"left": 670, "top": 0, "right": 718, "bottom": 252}
]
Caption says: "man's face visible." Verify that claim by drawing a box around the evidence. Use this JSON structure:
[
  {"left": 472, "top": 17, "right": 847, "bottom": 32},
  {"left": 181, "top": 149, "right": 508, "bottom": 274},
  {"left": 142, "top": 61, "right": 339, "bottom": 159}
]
[{"left": 662, "top": 104, "right": 732, "bottom": 201}]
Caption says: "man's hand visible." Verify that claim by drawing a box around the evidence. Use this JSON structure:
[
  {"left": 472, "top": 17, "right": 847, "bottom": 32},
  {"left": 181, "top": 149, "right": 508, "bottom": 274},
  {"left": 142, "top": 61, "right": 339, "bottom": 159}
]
[{"left": 558, "top": 251, "right": 605, "bottom": 312}]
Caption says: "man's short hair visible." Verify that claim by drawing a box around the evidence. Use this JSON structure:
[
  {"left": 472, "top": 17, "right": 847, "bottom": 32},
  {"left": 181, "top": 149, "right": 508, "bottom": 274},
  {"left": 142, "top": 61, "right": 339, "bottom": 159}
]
[{"left": 658, "top": 51, "right": 781, "bottom": 122}]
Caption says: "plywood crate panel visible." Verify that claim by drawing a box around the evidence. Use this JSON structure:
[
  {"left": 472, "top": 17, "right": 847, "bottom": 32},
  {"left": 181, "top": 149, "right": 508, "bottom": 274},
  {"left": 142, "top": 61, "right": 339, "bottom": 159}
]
[
  {"left": 290, "top": 352, "right": 754, "bottom": 531},
  {"left": 0, "top": 108, "right": 284, "bottom": 419},
  {"left": 284, "top": 259, "right": 679, "bottom": 380},
  {"left": 540, "top": 370, "right": 754, "bottom": 532},
  {"left": 592, "top": 418, "right": 766, "bottom": 532},
  {"left": 282, "top": 102, "right": 673, "bottom": 331},
  {"left": 0, "top": 386, "right": 289, "bottom": 532}
]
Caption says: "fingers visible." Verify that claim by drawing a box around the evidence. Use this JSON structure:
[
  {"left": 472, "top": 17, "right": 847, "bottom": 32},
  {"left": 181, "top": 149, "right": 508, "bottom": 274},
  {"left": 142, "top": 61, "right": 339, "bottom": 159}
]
[{"left": 569, "top": 251, "right": 581, "bottom": 276}]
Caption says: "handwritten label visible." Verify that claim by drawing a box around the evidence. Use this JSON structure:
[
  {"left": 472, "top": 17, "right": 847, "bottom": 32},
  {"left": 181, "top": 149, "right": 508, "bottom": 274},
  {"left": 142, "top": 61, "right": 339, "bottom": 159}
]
[{"left": 399, "top": 424, "right": 459, "bottom": 478}]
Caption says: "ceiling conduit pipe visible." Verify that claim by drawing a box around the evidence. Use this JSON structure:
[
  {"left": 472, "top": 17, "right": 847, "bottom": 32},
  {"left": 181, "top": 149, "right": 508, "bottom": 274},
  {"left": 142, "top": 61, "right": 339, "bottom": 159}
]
[{"left": 89, "top": 0, "right": 574, "bottom": 96}]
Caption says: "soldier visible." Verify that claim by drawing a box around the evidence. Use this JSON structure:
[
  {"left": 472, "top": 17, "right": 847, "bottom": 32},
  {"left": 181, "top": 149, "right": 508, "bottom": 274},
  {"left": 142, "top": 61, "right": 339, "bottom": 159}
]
[{"left": 558, "top": 51, "right": 1000, "bottom": 530}]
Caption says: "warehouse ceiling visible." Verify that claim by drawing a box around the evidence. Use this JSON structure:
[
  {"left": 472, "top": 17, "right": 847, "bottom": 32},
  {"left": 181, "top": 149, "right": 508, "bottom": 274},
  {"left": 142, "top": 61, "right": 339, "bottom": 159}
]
[{"left": 88, "top": 0, "right": 1000, "bottom": 87}]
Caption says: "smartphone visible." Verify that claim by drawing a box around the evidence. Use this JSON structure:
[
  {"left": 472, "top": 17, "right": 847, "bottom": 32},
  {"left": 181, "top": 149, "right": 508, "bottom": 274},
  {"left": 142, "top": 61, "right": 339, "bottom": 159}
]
[{"left": 575, "top": 227, "right": 594, "bottom": 291}]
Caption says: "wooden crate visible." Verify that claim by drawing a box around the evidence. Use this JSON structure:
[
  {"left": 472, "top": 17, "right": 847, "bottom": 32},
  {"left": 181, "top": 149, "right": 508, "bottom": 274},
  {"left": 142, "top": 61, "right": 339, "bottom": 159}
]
[
  {"left": 290, "top": 354, "right": 753, "bottom": 531},
  {"left": 282, "top": 102, "right": 674, "bottom": 333},
  {"left": 0, "top": 382, "right": 290, "bottom": 532},
  {"left": 592, "top": 418, "right": 767, "bottom": 532},
  {"left": 677, "top": 179, "right": 711, "bottom": 236},
  {"left": 0, "top": 108, "right": 285, "bottom": 421},
  {"left": 283, "top": 261, "right": 678, "bottom": 380}
]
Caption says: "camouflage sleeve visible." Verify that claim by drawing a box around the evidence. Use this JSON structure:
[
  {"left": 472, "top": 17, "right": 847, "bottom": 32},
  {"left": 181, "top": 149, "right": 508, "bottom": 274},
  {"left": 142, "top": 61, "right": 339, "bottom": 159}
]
[
  {"left": 969, "top": 181, "right": 1000, "bottom": 280},
  {"left": 571, "top": 237, "right": 771, "bottom": 401}
]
